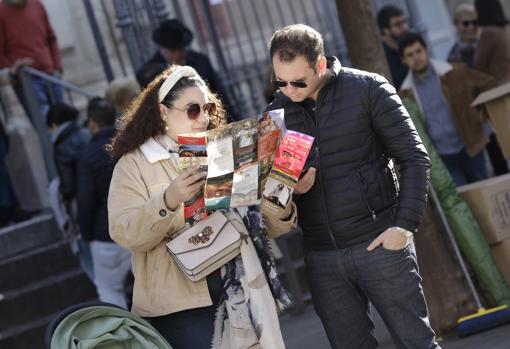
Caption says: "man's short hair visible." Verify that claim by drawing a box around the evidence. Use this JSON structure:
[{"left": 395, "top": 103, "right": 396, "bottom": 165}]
[
  {"left": 269, "top": 24, "right": 324, "bottom": 67},
  {"left": 398, "top": 32, "right": 427, "bottom": 57},
  {"left": 87, "top": 97, "right": 117, "bottom": 127},
  {"left": 377, "top": 5, "right": 405, "bottom": 30},
  {"left": 46, "top": 103, "right": 79, "bottom": 127}
]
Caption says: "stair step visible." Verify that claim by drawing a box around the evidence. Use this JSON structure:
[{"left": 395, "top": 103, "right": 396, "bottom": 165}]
[
  {"left": 0, "top": 240, "right": 79, "bottom": 292},
  {"left": 0, "top": 214, "right": 61, "bottom": 260},
  {"left": 0, "top": 268, "right": 97, "bottom": 330},
  {"left": 0, "top": 313, "right": 53, "bottom": 349}
]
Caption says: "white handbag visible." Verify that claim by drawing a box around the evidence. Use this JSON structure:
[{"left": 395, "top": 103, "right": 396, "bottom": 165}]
[{"left": 166, "top": 211, "right": 242, "bottom": 281}]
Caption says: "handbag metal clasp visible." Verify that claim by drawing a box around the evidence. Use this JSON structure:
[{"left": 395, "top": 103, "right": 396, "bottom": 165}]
[{"left": 189, "top": 226, "right": 214, "bottom": 245}]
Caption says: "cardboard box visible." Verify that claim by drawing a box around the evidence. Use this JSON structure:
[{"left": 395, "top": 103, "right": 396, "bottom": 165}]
[
  {"left": 490, "top": 239, "right": 510, "bottom": 287},
  {"left": 458, "top": 174, "right": 510, "bottom": 244},
  {"left": 472, "top": 82, "right": 510, "bottom": 159}
]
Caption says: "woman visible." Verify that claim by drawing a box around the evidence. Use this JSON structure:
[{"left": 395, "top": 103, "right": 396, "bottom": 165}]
[
  {"left": 475, "top": 0, "right": 510, "bottom": 84},
  {"left": 447, "top": 4, "right": 479, "bottom": 67},
  {"left": 107, "top": 65, "right": 296, "bottom": 348}
]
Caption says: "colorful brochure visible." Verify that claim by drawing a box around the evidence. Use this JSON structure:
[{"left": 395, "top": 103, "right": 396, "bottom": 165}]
[
  {"left": 178, "top": 133, "right": 208, "bottom": 226},
  {"left": 177, "top": 109, "right": 286, "bottom": 226},
  {"left": 261, "top": 130, "right": 314, "bottom": 215}
]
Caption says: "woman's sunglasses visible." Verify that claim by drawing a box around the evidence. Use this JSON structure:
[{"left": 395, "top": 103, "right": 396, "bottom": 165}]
[
  {"left": 168, "top": 102, "right": 217, "bottom": 120},
  {"left": 271, "top": 80, "right": 308, "bottom": 89},
  {"left": 462, "top": 20, "right": 478, "bottom": 27}
]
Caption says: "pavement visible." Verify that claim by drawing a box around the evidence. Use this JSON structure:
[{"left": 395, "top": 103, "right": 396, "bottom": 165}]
[{"left": 280, "top": 304, "right": 510, "bottom": 349}]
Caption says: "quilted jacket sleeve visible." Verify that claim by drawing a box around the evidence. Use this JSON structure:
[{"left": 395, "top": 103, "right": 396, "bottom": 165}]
[{"left": 368, "top": 74, "right": 431, "bottom": 233}]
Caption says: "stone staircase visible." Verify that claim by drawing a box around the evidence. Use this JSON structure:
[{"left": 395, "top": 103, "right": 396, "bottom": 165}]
[{"left": 0, "top": 214, "right": 97, "bottom": 349}]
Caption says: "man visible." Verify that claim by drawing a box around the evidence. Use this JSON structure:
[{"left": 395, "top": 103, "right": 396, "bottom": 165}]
[
  {"left": 77, "top": 97, "right": 131, "bottom": 308},
  {"left": 267, "top": 24, "right": 439, "bottom": 349},
  {"left": 0, "top": 0, "right": 64, "bottom": 123},
  {"left": 377, "top": 5, "right": 410, "bottom": 89},
  {"left": 399, "top": 32, "right": 496, "bottom": 186},
  {"left": 140, "top": 18, "right": 237, "bottom": 121}
]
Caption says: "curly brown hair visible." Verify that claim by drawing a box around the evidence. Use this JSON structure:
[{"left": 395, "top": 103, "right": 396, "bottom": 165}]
[{"left": 107, "top": 65, "right": 227, "bottom": 158}]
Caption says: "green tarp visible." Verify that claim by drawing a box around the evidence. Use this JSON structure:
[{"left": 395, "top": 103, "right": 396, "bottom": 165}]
[
  {"left": 51, "top": 306, "right": 172, "bottom": 349},
  {"left": 403, "top": 98, "right": 510, "bottom": 306}
]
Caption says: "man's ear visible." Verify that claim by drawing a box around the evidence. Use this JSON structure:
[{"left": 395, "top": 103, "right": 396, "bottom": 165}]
[{"left": 316, "top": 56, "right": 327, "bottom": 74}]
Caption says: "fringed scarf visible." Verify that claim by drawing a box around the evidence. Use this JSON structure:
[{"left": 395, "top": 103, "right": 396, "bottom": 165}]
[{"left": 211, "top": 206, "right": 291, "bottom": 349}]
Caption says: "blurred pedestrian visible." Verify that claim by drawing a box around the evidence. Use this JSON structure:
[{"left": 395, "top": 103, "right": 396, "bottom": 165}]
[
  {"left": 140, "top": 18, "right": 237, "bottom": 121},
  {"left": 104, "top": 78, "right": 139, "bottom": 116},
  {"left": 47, "top": 103, "right": 93, "bottom": 279},
  {"left": 448, "top": 4, "right": 478, "bottom": 68},
  {"left": 399, "top": 32, "right": 497, "bottom": 185},
  {"left": 77, "top": 97, "right": 131, "bottom": 308},
  {"left": 377, "top": 5, "right": 410, "bottom": 89},
  {"left": 0, "top": 0, "right": 64, "bottom": 123},
  {"left": 475, "top": 0, "right": 510, "bottom": 84}
]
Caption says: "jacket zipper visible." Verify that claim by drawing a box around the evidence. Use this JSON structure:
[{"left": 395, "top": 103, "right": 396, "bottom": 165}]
[
  {"left": 311, "top": 101, "right": 339, "bottom": 250},
  {"left": 357, "top": 172, "right": 377, "bottom": 221}
]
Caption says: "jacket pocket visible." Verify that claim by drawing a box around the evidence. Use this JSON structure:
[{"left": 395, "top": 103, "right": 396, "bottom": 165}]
[{"left": 356, "top": 171, "right": 376, "bottom": 221}]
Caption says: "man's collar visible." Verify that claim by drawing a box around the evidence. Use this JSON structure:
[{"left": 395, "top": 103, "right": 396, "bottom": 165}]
[{"left": 401, "top": 59, "right": 453, "bottom": 90}]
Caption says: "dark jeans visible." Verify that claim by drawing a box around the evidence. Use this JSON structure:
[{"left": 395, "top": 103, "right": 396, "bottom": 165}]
[
  {"left": 147, "top": 273, "right": 223, "bottom": 349},
  {"left": 305, "top": 240, "right": 440, "bottom": 349},
  {"left": 486, "top": 134, "right": 509, "bottom": 176},
  {"left": 440, "top": 148, "right": 487, "bottom": 186}
]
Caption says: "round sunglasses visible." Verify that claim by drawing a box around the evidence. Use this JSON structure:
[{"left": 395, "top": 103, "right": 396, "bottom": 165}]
[
  {"left": 461, "top": 20, "right": 478, "bottom": 27},
  {"left": 167, "top": 102, "right": 217, "bottom": 120},
  {"left": 271, "top": 79, "right": 308, "bottom": 89}
]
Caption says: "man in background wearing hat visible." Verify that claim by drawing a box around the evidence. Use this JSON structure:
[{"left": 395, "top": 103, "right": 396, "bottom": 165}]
[{"left": 140, "top": 18, "right": 237, "bottom": 121}]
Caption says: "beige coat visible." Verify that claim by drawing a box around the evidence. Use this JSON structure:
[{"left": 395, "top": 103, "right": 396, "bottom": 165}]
[{"left": 108, "top": 135, "right": 296, "bottom": 317}]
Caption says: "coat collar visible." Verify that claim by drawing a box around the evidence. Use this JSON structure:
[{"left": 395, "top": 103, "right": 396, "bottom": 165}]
[
  {"left": 139, "top": 135, "right": 179, "bottom": 164},
  {"left": 400, "top": 59, "right": 453, "bottom": 90}
]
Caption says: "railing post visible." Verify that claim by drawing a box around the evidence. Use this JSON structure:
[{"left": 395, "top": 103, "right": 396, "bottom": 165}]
[
  {"left": 152, "top": 0, "right": 169, "bottom": 23},
  {"left": 114, "top": 0, "right": 144, "bottom": 71},
  {"left": 198, "top": 0, "right": 245, "bottom": 116},
  {"left": 82, "top": 0, "right": 115, "bottom": 82},
  {"left": 19, "top": 69, "right": 57, "bottom": 180}
]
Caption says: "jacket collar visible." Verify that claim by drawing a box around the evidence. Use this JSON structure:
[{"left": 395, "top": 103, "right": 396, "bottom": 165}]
[
  {"left": 139, "top": 135, "right": 179, "bottom": 164},
  {"left": 400, "top": 59, "right": 453, "bottom": 90},
  {"left": 91, "top": 126, "right": 116, "bottom": 142}
]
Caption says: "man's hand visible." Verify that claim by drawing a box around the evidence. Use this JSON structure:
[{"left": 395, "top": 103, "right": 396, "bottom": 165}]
[
  {"left": 367, "top": 227, "right": 408, "bottom": 252},
  {"left": 9, "top": 58, "right": 33, "bottom": 75},
  {"left": 295, "top": 167, "right": 316, "bottom": 194}
]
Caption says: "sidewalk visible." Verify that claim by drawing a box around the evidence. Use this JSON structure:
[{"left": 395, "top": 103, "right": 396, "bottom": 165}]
[{"left": 280, "top": 305, "right": 510, "bottom": 348}]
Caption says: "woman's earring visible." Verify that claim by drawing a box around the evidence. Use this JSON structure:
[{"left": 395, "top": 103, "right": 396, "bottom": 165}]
[{"left": 165, "top": 125, "right": 169, "bottom": 131}]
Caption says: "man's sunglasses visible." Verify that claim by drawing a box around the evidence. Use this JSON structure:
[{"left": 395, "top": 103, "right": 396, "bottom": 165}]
[
  {"left": 167, "top": 102, "right": 217, "bottom": 120},
  {"left": 462, "top": 20, "right": 478, "bottom": 27},
  {"left": 271, "top": 80, "right": 308, "bottom": 89}
]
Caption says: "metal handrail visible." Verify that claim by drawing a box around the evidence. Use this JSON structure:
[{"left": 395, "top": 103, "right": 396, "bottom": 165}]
[
  {"left": 21, "top": 67, "right": 96, "bottom": 98},
  {"left": 18, "top": 67, "right": 95, "bottom": 180}
]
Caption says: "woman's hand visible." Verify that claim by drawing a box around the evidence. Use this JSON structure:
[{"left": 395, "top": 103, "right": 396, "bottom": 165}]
[{"left": 164, "top": 166, "right": 206, "bottom": 210}]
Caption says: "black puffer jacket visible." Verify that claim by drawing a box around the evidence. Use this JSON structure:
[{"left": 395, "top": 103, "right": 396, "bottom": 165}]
[
  {"left": 77, "top": 127, "right": 117, "bottom": 242},
  {"left": 268, "top": 57, "right": 430, "bottom": 250}
]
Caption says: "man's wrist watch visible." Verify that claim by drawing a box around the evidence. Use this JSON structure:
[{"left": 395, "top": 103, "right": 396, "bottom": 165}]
[{"left": 395, "top": 227, "right": 414, "bottom": 239}]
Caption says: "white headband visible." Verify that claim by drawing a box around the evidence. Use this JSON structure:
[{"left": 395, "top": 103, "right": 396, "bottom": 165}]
[{"left": 158, "top": 66, "right": 198, "bottom": 103}]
